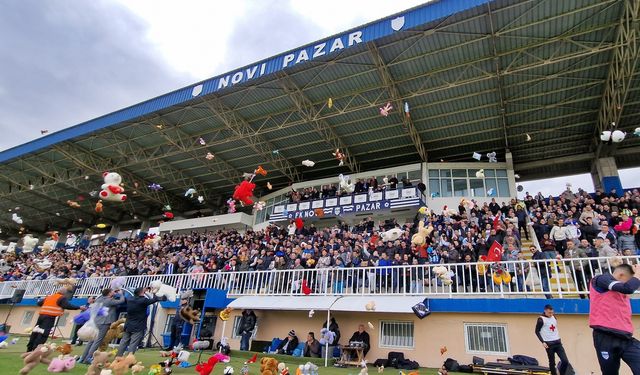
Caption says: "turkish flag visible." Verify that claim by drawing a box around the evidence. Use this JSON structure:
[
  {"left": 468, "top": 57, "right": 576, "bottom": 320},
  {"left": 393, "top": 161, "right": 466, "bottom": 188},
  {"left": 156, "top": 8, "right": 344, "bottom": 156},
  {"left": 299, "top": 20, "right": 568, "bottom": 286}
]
[
  {"left": 486, "top": 240, "right": 504, "bottom": 262},
  {"left": 493, "top": 215, "right": 502, "bottom": 231}
]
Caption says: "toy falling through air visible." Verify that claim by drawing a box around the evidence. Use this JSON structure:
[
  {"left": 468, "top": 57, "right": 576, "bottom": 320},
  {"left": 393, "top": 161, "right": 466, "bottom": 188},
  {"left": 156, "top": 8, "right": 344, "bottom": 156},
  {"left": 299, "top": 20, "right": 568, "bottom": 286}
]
[{"left": 379, "top": 102, "right": 393, "bottom": 117}]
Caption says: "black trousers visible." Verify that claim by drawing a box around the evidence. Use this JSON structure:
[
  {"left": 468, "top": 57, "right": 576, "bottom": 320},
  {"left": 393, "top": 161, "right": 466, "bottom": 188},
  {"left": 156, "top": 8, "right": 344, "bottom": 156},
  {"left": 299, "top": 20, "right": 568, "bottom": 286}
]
[
  {"left": 169, "top": 324, "right": 183, "bottom": 349},
  {"left": 545, "top": 342, "right": 570, "bottom": 375},
  {"left": 26, "top": 314, "right": 56, "bottom": 352},
  {"left": 593, "top": 330, "right": 640, "bottom": 375}
]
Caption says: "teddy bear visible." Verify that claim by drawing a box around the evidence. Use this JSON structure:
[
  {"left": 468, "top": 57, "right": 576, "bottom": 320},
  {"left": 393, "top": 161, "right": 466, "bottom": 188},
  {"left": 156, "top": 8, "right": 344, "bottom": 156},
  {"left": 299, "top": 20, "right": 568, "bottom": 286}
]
[
  {"left": 338, "top": 174, "right": 355, "bottom": 194},
  {"left": 47, "top": 354, "right": 76, "bottom": 372},
  {"left": 365, "top": 301, "right": 376, "bottom": 311},
  {"left": 56, "top": 343, "right": 72, "bottom": 355},
  {"left": 21, "top": 234, "right": 39, "bottom": 254},
  {"left": 380, "top": 228, "right": 404, "bottom": 242},
  {"left": 55, "top": 278, "right": 77, "bottom": 291},
  {"left": 99, "top": 172, "right": 127, "bottom": 202},
  {"left": 86, "top": 350, "right": 113, "bottom": 375},
  {"left": 278, "top": 363, "right": 289, "bottom": 375},
  {"left": 149, "top": 280, "right": 177, "bottom": 302},
  {"left": 432, "top": 266, "right": 453, "bottom": 286},
  {"left": 20, "top": 343, "right": 56, "bottom": 375},
  {"left": 144, "top": 235, "right": 161, "bottom": 248},
  {"left": 260, "top": 357, "right": 279, "bottom": 375},
  {"left": 131, "top": 362, "right": 145, "bottom": 375},
  {"left": 411, "top": 220, "right": 433, "bottom": 247},
  {"left": 177, "top": 305, "right": 200, "bottom": 325},
  {"left": 232, "top": 180, "right": 256, "bottom": 206},
  {"left": 99, "top": 318, "right": 125, "bottom": 351},
  {"left": 109, "top": 353, "right": 137, "bottom": 375},
  {"left": 41, "top": 239, "right": 57, "bottom": 254}
]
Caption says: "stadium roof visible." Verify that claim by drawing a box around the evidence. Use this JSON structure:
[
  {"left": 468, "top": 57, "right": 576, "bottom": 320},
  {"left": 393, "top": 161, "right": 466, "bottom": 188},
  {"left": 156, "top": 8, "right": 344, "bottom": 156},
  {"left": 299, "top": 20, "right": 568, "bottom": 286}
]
[{"left": 1, "top": 0, "right": 639, "bottom": 238}]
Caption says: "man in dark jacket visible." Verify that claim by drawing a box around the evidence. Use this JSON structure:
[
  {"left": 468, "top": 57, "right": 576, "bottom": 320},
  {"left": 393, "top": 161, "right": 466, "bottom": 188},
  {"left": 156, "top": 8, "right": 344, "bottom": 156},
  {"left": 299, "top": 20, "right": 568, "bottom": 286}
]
[
  {"left": 166, "top": 298, "right": 188, "bottom": 350},
  {"left": 116, "top": 287, "right": 165, "bottom": 356},
  {"left": 237, "top": 309, "right": 257, "bottom": 351},
  {"left": 276, "top": 330, "right": 299, "bottom": 355},
  {"left": 349, "top": 324, "right": 371, "bottom": 356},
  {"left": 80, "top": 289, "right": 125, "bottom": 364}
]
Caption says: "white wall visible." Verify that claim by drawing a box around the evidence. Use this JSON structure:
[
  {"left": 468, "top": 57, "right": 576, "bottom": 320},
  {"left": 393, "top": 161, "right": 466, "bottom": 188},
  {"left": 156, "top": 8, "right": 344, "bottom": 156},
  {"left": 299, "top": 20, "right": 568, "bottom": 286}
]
[{"left": 158, "top": 213, "right": 254, "bottom": 233}]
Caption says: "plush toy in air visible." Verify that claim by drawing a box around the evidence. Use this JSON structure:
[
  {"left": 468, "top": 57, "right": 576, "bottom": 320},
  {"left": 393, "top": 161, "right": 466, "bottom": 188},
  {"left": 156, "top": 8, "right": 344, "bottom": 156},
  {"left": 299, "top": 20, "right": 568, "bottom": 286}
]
[
  {"left": 218, "top": 307, "right": 232, "bottom": 322},
  {"left": 475, "top": 169, "right": 485, "bottom": 178},
  {"left": 12, "top": 212, "right": 23, "bottom": 224},
  {"left": 99, "top": 172, "right": 127, "bottom": 202},
  {"left": 35, "top": 259, "right": 52, "bottom": 270},
  {"left": 486, "top": 152, "right": 497, "bottom": 163},
  {"left": 184, "top": 188, "right": 197, "bottom": 198},
  {"left": 150, "top": 280, "right": 177, "bottom": 302},
  {"left": 379, "top": 102, "right": 393, "bottom": 117},
  {"left": 332, "top": 149, "right": 346, "bottom": 166},
  {"left": 205, "top": 152, "right": 215, "bottom": 160},
  {"left": 67, "top": 200, "right": 81, "bottom": 208},
  {"left": 380, "top": 228, "right": 403, "bottom": 242},
  {"left": 22, "top": 234, "right": 38, "bottom": 254},
  {"left": 338, "top": 174, "right": 355, "bottom": 194},
  {"left": 162, "top": 211, "right": 174, "bottom": 220},
  {"left": 227, "top": 198, "right": 237, "bottom": 213},
  {"left": 148, "top": 183, "right": 162, "bottom": 191},
  {"left": 255, "top": 165, "right": 267, "bottom": 176},
  {"left": 301, "top": 160, "right": 315, "bottom": 167},
  {"left": 432, "top": 266, "right": 453, "bottom": 286},
  {"left": 411, "top": 221, "right": 433, "bottom": 247},
  {"left": 180, "top": 306, "right": 201, "bottom": 325},
  {"left": 365, "top": 301, "right": 376, "bottom": 311},
  {"left": 233, "top": 180, "right": 256, "bottom": 206},
  {"left": 254, "top": 201, "right": 266, "bottom": 211}
]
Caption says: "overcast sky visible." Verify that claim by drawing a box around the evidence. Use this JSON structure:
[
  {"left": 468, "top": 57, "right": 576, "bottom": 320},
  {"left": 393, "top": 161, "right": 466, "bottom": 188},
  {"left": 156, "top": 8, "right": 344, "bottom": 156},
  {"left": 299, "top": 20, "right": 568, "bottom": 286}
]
[{"left": 0, "top": 0, "right": 638, "bottom": 197}]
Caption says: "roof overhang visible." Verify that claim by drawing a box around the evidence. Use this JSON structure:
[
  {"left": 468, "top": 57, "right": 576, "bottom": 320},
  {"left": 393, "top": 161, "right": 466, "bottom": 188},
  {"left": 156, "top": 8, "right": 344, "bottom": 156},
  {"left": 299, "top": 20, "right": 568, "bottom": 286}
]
[{"left": 227, "top": 295, "right": 425, "bottom": 313}]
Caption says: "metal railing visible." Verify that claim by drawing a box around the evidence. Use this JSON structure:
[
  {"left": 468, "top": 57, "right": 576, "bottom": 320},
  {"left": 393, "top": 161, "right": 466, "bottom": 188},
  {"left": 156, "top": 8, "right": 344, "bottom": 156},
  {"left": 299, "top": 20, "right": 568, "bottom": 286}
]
[{"left": 0, "top": 256, "right": 636, "bottom": 300}]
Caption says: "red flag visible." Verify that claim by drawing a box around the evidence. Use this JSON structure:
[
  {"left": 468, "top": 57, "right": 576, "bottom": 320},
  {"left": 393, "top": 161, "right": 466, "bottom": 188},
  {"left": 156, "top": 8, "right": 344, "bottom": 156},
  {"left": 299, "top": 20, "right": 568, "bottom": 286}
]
[
  {"left": 487, "top": 241, "right": 503, "bottom": 262},
  {"left": 302, "top": 279, "right": 312, "bottom": 295},
  {"left": 493, "top": 215, "right": 501, "bottom": 231}
]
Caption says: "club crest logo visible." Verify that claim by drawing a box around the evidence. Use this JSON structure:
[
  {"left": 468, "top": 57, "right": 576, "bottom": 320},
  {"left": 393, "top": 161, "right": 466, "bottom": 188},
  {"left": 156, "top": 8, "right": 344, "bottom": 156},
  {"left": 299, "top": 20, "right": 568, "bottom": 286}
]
[
  {"left": 192, "top": 84, "right": 203, "bottom": 97},
  {"left": 391, "top": 16, "right": 405, "bottom": 31},
  {"left": 601, "top": 351, "right": 609, "bottom": 360}
]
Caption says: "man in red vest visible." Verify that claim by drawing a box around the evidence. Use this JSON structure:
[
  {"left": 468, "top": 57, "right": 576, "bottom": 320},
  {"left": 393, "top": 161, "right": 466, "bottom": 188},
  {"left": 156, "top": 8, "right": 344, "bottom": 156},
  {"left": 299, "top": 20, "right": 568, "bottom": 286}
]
[
  {"left": 26, "top": 288, "right": 85, "bottom": 352},
  {"left": 589, "top": 263, "right": 640, "bottom": 374}
]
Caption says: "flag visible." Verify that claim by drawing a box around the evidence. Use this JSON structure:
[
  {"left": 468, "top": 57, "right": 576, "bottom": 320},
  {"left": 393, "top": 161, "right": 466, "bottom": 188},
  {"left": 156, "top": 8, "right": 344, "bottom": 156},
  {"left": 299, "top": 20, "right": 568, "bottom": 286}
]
[
  {"left": 493, "top": 215, "right": 501, "bottom": 231},
  {"left": 487, "top": 241, "right": 503, "bottom": 262}
]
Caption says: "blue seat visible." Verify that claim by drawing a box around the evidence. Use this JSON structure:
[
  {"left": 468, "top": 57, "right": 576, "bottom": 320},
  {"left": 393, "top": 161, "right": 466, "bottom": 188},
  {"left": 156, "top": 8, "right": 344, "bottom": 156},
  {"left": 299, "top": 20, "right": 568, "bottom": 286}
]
[{"left": 292, "top": 342, "right": 306, "bottom": 357}]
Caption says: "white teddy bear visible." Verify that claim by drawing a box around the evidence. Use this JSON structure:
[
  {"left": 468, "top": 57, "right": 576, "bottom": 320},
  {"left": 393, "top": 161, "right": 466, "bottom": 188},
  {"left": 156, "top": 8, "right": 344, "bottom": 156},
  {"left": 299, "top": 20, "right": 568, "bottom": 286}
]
[
  {"left": 380, "top": 228, "right": 404, "bottom": 242},
  {"left": 22, "top": 234, "right": 39, "bottom": 254},
  {"left": 338, "top": 174, "right": 355, "bottom": 194},
  {"left": 149, "top": 280, "right": 177, "bottom": 302},
  {"left": 99, "top": 172, "right": 127, "bottom": 202}
]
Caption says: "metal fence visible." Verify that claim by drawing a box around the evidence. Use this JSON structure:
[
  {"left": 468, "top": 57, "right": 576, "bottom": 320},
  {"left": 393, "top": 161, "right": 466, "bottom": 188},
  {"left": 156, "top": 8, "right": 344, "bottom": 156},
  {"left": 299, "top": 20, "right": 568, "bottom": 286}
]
[{"left": 0, "top": 256, "right": 635, "bottom": 300}]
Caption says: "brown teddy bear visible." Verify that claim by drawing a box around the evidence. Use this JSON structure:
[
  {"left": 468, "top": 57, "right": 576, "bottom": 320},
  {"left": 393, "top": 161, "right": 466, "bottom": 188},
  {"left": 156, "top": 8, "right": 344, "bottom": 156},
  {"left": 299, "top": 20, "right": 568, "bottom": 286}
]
[
  {"left": 180, "top": 306, "right": 201, "bottom": 325},
  {"left": 20, "top": 343, "right": 56, "bottom": 375},
  {"left": 260, "top": 357, "right": 279, "bottom": 375},
  {"left": 109, "top": 353, "right": 137, "bottom": 375},
  {"left": 86, "top": 350, "right": 113, "bottom": 375},
  {"left": 99, "top": 318, "right": 126, "bottom": 351}
]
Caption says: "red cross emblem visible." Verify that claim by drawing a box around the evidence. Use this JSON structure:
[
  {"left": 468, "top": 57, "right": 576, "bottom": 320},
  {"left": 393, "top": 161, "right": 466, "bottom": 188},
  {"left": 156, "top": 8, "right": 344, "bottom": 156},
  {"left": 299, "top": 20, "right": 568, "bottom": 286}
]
[{"left": 549, "top": 325, "right": 556, "bottom": 331}]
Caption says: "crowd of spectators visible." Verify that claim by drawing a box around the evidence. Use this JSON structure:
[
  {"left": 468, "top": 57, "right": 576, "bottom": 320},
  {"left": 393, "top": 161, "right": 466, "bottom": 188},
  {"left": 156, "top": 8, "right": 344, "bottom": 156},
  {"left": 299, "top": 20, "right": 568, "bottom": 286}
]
[
  {"left": 285, "top": 176, "right": 425, "bottom": 202},
  {"left": 0, "top": 186, "right": 638, "bottom": 297}
]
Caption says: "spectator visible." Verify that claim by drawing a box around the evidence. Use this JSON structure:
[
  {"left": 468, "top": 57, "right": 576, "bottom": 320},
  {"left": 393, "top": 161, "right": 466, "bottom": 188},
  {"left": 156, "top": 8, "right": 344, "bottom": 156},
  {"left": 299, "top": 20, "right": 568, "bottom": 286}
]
[
  {"left": 303, "top": 332, "right": 321, "bottom": 358},
  {"left": 276, "top": 330, "right": 299, "bottom": 355},
  {"left": 348, "top": 324, "right": 371, "bottom": 357}
]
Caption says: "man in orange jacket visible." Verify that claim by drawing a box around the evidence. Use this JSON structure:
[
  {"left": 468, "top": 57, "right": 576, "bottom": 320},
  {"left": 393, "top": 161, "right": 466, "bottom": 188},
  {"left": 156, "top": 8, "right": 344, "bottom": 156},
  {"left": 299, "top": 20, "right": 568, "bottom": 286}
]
[{"left": 26, "top": 287, "right": 85, "bottom": 352}]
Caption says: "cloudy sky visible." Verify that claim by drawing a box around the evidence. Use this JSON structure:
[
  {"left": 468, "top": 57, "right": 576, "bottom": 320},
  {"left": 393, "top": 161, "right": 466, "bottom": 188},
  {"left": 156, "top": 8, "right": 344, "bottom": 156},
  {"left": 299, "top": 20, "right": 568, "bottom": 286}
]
[{"left": 0, "top": 0, "right": 638, "bottom": 197}]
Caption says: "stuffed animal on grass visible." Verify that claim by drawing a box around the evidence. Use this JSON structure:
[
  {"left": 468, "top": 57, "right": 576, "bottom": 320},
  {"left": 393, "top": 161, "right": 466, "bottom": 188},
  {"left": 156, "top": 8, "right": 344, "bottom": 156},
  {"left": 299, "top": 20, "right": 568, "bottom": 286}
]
[
  {"left": 99, "top": 318, "right": 125, "bottom": 351},
  {"left": 278, "top": 363, "right": 289, "bottom": 375},
  {"left": 232, "top": 180, "right": 256, "bottom": 206},
  {"left": 86, "top": 350, "right": 114, "bottom": 375},
  {"left": 411, "top": 221, "right": 433, "bottom": 247},
  {"left": 109, "top": 353, "right": 137, "bottom": 375},
  {"left": 149, "top": 280, "right": 177, "bottom": 302},
  {"left": 56, "top": 343, "right": 72, "bottom": 355},
  {"left": 47, "top": 355, "right": 76, "bottom": 372},
  {"left": 99, "top": 172, "right": 127, "bottom": 202},
  {"left": 380, "top": 228, "right": 403, "bottom": 242},
  {"left": 21, "top": 234, "right": 39, "bottom": 254},
  {"left": 196, "top": 353, "right": 229, "bottom": 375},
  {"left": 20, "top": 343, "right": 56, "bottom": 375},
  {"left": 131, "top": 362, "right": 145, "bottom": 375},
  {"left": 303, "top": 363, "right": 318, "bottom": 375},
  {"left": 433, "top": 266, "right": 453, "bottom": 286},
  {"left": 180, "top": 306, "right": 201, "bottom": 325},
  {"left": 260, "top": 357, "right": 279, "bottom": 375}
]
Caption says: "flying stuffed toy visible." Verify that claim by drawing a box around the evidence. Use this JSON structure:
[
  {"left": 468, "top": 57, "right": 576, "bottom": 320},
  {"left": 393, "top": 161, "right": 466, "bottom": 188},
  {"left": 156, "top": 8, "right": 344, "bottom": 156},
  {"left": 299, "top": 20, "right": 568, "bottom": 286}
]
[
  {"left": 22, "top": 234, "right": 38, "bottom": 254},
  {"left": 332, "top": 149, "right": 345, "bottom": 166},
  {"left": 95, "top": 200, "right": 103, "bottom": 213},
  {"left": 162, "top": 211, "right": 174, "bottom": 220},
  {"left": 295, "top": 217, "right": 304, "bottom": 230},
  {"left": 227, "top": 199, "right": 237, "bottom": 213},
  {"left": 380, "top": 228, "right": 403, "bottom": 242},
  {"left": 148, "top": 183, "right": 162, "bottom": 191},
  {"left": 404, "top": 102, "right": 410, "bottom": 118},
  {"left": 184, "top": 188, "right": 197, "bottom": 198},
  {"left": 197, "top": 196, "right": 205, "bottom": 204},
  {"left": 338, "top": 174, "right": 355, "bottom": 194},
  {"left": 327, "top": 98, "right": 333, "bottom": 108},
  {"left": 301, "top": 160, "right": 315, "bottom": 167},
  {"left": 475, "top": 169, "right": 485, "bottom": 178},
  {"left": 379, "top": 102, "right": 393, "bottom": 117},
  {"left": 205, "top": 152, "right": 214, "bottom": 160},
  {"left": 149, "top": 280, "right": 177, "bottom": 302},
  {"left": 254, "top": 201, "right": 266, "bottom": 211},
  {"left": 198, "top": 137, "right": 206, "bottom": 146},
  {"left": 12, "top": 213, "right": 23, "bottom": 224},
  {"left": 99, "top": 172, "right": 127, "bottom": 202},
  {"left": 66, "top": 200, "right": 80, "bottom": 208},
  {"left": 266, "top": 182, "right": 273, "bottom": 190},
  {"left": 254, "top": 165, "right": 267, "bottom": 176},
  {"left": 232, "top": 180, "right": 256, "bottom": 206},
  {"left": 486, "top": 152, "right": 497, "bottom": 163}
]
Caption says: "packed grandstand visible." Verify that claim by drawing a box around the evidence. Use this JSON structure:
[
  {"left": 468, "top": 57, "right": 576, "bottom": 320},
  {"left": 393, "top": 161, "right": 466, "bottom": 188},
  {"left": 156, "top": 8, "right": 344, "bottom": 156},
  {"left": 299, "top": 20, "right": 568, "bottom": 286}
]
[{"left": 2, "top": 185, "right": 638, "bottom": 288}]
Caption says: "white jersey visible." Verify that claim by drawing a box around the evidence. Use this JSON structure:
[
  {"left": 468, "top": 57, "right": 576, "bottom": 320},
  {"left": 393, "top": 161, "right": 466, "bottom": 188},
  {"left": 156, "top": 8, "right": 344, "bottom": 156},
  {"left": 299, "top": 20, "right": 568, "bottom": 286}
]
[{"left": 539, "top": 315, "right": 560, "bottom": 342}]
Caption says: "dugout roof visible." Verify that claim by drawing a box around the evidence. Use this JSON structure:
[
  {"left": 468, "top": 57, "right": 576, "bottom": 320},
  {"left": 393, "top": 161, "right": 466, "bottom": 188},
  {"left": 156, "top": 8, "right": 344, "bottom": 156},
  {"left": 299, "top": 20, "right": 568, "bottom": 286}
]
[{"left": 1, "top": 0, "right": 639, "bottom": 237}]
